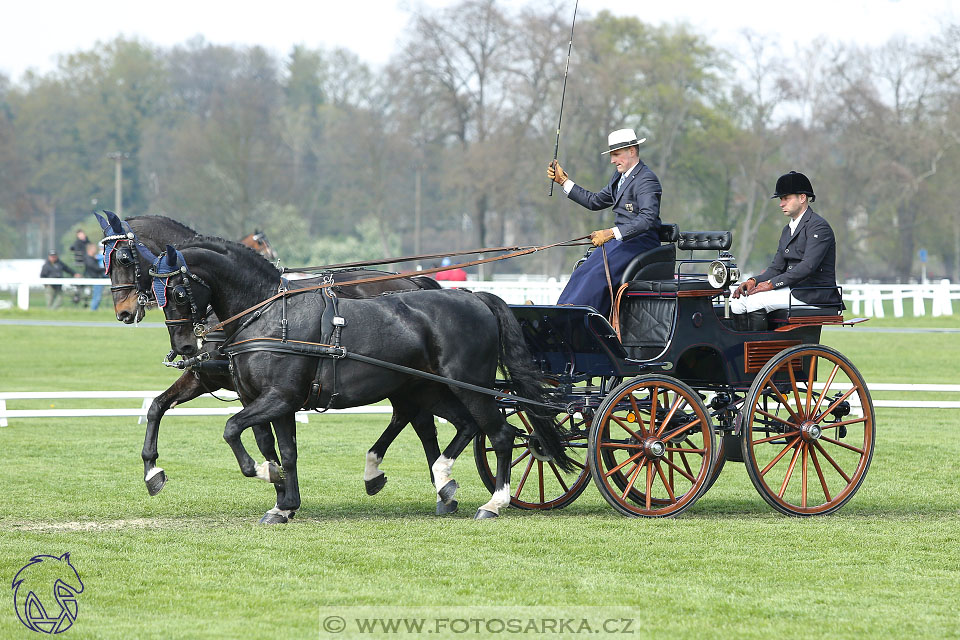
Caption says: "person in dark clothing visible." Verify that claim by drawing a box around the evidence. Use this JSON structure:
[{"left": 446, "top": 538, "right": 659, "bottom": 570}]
[
  {"left": 40, "top": 250, "right": 79, "bottom": 309},
  {"left": 731, "top": 171, "right": 843, "bottom": 330},
  {"left": 548, "top": 128, "right": 662, "bottom": 316}
]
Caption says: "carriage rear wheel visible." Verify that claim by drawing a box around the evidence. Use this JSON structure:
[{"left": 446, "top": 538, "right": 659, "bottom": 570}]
[
  {"left": 740, "top": 344, "right": 875, "bottom": 516},
  {"left": 588, "top": 375, "right": 715, "bottom": 517},
  {"left": 473, "top": 406, "right": 590, "bottom": 510}
]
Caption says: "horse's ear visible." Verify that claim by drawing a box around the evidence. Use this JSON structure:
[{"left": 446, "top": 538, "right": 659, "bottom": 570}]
[
  {"left": 105, "top": 211, "right": 123, "bottom": 233},
  {"left": 94, "top": 212, "right": 110, "bottom": 232},
  {"left": 165, "top": 245, "right": 178, "bottom": 267}
]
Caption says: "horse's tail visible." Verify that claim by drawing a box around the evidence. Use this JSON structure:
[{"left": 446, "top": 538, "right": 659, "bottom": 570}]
[{"left": 473, "top": 291, "right": 575, "bottom": 472}]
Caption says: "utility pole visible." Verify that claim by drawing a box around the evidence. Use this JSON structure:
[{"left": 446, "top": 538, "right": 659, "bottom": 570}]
[
  {"left": 414, "top": 165, "right": 422, "bottom": 269},
  {"left": 107, "top": 152, "right": 129, "bottom": 217}
]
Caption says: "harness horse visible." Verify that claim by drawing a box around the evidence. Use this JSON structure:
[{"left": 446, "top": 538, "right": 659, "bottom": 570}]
[
  {"left": 96, "top": 212, "right": 446, "bottom": 505},
  {"left": 150, "top": 236, "right": 574, "bottom": 523}
]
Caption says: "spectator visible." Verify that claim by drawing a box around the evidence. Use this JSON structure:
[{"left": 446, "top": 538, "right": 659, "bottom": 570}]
[
  {"left": 82, "top": 242, "right": 105, "bottom": 311},
  {"left": 39, "top": 250, "right": 79, "bottom": 309},
  {"left": 435, "top": 257, "right": 467, "bottom": 282}
]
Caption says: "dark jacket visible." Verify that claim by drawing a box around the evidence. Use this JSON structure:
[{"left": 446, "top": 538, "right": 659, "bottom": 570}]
[
  {"left": 40, "top": 258, "right": 76, "bottom": 279},
  {"left": 753, "top": 208, "right": 842, "bottom": 307},
  {"left": 567, "top": 160, "right": 661, "bottom": 242},
  {"left": 82, "top": 253, "right": 103, "bottom": 278}
]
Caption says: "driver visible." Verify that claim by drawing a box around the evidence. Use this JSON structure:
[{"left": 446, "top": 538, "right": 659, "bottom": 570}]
[{"left": 548, "top": 128, "right": 662, "bottom": 316}]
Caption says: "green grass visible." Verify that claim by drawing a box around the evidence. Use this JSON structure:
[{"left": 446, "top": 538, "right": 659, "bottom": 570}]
[{"left": 0, "top": 315, "right": 958, "bottom": 639}]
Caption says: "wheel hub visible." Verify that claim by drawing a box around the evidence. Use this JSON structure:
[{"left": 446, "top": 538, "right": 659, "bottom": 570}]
[
  {"left": 800, "top": 421, "right": 822, "bottom": 441},
  {"left": 643, "top": 437, "right": 666, "bottom": 459}
]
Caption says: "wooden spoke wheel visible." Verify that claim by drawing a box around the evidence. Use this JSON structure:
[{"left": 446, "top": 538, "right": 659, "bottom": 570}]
[
  {"left": 740, "top": 344, "right": 875, "bottom": 516},
  {"left": 588, "top": 375, "right": 715, "bottom": 517},
  {"left": 473, "top": 406, "right": 590, "bottom": 510}
]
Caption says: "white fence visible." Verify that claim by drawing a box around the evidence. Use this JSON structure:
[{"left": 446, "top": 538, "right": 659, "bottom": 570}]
[
  {"left": 1, "top": 264, "right": 955, "bottom": 316},
  {"left": 1, "top": 384, "right": 957, "bottom": 427},
  {"left": 0, "top": 391, "right": 393, "bottom": 427}
]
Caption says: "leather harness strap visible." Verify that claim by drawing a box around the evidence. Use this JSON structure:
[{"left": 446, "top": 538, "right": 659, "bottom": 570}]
[{"left": 202, "top": 235, "right": 591, "bottom": 337}]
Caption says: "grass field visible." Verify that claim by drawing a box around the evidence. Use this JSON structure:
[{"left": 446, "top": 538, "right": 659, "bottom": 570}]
[{"left": 1, "top": 307, "right": 958, "bottom": 639}]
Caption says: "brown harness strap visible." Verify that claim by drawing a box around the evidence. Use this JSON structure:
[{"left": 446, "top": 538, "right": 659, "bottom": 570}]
[
  {"left": 203, "top": 235, "right": 591, "bottom": 337},
  {"left": 600, "top": 244, "right": 616, "bottom": 325},
  {"left": 284, "top": 240, "right": 587, "bottom": 273}
]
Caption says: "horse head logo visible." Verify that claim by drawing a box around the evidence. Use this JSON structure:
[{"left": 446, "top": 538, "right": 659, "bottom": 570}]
[{"left": 11, "top": 553, "right": 84, "bottom": 634}]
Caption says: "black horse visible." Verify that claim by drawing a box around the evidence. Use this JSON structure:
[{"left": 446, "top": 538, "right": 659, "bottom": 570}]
[
  {"left": 95, "top": 212, "right": 442, "bottom": 501},
  {"left": 151, "top": 236, "right": 573, "bottom": 523}
]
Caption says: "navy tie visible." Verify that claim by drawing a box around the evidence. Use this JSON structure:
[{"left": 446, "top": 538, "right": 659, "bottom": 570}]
[{"left": 617, "top": 173, "right": 626, "bottom": 193}]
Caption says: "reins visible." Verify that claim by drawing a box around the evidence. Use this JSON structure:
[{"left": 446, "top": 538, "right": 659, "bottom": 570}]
[
  {"left": 281, "top": 240, "right": 589, "bottom": 273},
  {"left": 200, "top": 235, "right": 591, "bottom": 338}
]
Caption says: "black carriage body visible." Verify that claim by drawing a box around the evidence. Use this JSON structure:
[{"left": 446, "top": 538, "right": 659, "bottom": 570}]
[{"left": 498, "top": 225, "right": 872, "bottom": 517}]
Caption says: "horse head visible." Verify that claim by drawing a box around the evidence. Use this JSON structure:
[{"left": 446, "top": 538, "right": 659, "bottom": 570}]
[
  {"left": 150, "top": 244, "right": 212, "bottom": 356},
  {"left": 240, "top": 230, "right": 278, "bottom": 262},
  {"left": 96, "top": 211, "right": 157, "bottom": 324}
]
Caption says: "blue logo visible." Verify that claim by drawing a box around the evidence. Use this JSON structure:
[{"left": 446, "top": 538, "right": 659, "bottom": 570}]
[{"left": 11, "top": 553, "right": 83, "bottom": 634}]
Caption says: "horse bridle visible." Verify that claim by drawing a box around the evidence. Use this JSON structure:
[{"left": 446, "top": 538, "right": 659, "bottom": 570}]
[
  {"left": 100, "top": 231, "right": 153, "bottom": 313},
  {"left": 149, "top": 253, "right": 211, "bottom": 338}
]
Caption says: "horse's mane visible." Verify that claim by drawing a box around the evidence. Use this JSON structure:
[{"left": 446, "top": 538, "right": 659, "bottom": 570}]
[
  {"left": 126, "top": 215, "right": 200, "bottom": 237},
  {"left": 176, "top": 235, "right": 281, "bottom": 280}
]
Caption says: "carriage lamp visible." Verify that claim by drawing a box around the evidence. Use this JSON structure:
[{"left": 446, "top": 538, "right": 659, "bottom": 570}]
[{"left": 707, "top": 258, "right": 741, "bottom": 318}]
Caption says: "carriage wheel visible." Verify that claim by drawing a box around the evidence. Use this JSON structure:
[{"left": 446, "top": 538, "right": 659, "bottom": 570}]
[
  {"left": 740, "top": 344, "right": 875, "bottom": 516},
  {"left": 588, "top": 375, "right": 715, "bottom": 517},
  {"left": 473, "top": 407, "right": 590, "bottom": 510}
]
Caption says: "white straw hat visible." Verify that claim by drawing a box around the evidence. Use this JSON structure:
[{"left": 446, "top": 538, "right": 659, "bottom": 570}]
[{"left": 601, "top": 128, "right": 646, "bottom": 154}]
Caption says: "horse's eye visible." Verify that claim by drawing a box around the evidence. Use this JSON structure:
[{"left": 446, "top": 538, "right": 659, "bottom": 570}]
[
  {"left": 116, "top": 249, "right": 135, "bottom": 267},
  {"left": 172, "top": 285, "right": 189, "bottom": 307}
]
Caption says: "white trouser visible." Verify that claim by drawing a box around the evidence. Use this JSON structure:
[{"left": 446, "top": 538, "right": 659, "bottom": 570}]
[{"left": 730, "top": 286, "right": 794, "bottom": 314}]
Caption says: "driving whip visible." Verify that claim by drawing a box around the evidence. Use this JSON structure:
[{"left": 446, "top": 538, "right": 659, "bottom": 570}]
[{"left": 549, "top": 0, "right": 579, "bottom": 196}]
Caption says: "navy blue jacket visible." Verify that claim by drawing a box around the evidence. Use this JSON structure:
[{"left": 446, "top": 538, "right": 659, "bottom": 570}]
[
  {"left": 567, "top": 161, "right": 661, "bottom": 242},
  {"left": 753, "top": 208, "right": 842, "bottom": 307}
]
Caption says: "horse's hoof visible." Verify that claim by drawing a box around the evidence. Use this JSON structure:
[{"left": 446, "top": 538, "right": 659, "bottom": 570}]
[
  {"left": 436, "top": 499, "right": 458, "bottom": 515},
  {"left": 365, "top": 474, "right": 387, "bottom": 496},
  {"left": 145, "top": 469, "right": 167, "bottom": 496},
  {"left": 437, "top": 480, "right": 459, "bottom": 503},
  {"left": 267, "top": 461, "right": 285, "bottom": 484},
  {"left": 474, "top": 508, "right": 498, "bottom": 520},
  {"left": 258, "top": 512, "right": 290, "bottom": 525}
]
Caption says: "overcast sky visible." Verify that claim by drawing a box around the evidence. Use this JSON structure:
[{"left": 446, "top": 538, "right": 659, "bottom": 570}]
[{"left": 1, "top": 0, "right": 956, "bottom": 81}]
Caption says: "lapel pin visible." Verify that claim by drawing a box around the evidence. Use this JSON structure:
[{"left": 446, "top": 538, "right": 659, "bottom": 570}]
[{"left": 625, "top": 203, "right": 633, "bottom": 212}]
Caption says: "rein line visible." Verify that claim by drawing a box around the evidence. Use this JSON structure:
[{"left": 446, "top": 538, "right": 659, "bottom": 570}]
[
  {"left": 281, "top": 238, "right": 589, "bottom": 273},
  {"left": 202, "top": 235, "right": 590, "bottom": 338}
]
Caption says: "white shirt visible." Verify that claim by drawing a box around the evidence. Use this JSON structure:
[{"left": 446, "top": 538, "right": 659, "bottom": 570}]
[
  {"left": 562, "top": 163, "right": 638, "bottom": 240},
  {"left": 788, "top": 208, "right": 807, "bottom": 236}
]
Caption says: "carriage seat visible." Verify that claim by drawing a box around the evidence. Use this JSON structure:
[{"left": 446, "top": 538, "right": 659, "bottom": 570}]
[
  {"left": 616, "top": 278, "right": 713, "bottom": 360},
  {"left": 619, "top": 223, "right": 680, "bottom": 284},
  {"left": 678, "top": 230, "right": 732, "bottom": 252}
]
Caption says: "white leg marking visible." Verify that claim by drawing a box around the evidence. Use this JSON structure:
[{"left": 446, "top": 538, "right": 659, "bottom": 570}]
[
  {"left": 363, "top": 451, "right": 384, "bottom": 481},
  {"left": 267, "top": 505, "right": 294, "bottom": 518},
  {"left": 480, "top": 485, "right": 511, "bottom": 516},
  {"left": 432, "top": 455, "right": 454, "bottom": 493},
  {"left": 255, "top": 461, "right": 274, "bottom": 482},
  {"left": 144, "top": 467, "right": 163, "bottom": 482}
]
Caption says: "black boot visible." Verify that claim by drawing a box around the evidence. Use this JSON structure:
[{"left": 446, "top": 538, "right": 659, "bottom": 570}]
[{"left": 746, "top": 310, "right": 769, "bottom": 331}]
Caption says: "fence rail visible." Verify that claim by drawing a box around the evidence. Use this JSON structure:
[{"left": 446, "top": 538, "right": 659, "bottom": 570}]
[
  {"left": 0, "top": 390, "right": 392, "bottom": 427},
  {"left": 1, "top": 385, "right": 957, "bottom": 427},
  {"left": 2, "top": 271, "right": 956, "bottom": 317}
]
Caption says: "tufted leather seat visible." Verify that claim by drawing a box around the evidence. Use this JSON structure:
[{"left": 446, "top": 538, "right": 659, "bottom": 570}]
[
  {"left": 619, "top": 223, "right": 680, "bottom": 284},
  {"left": 678, "top": 231, "right": 732, "bottom": 252}
]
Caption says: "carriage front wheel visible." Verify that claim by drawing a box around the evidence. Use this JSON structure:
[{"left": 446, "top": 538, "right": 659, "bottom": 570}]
[
  {"left": 588, "top": 375, "right": 715, "bottom": 517},
  {"left": 473, "top": 405, "right": 591, "bottom": 510},
  {"left": 740, "top": 344, "right": 875, "bottom": 516}
]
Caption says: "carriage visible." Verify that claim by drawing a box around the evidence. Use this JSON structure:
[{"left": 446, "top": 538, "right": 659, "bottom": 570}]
[
  {"left": 99, "top": 211, "right": 873, "bottom": 521},
  {"left": 474, "top": 224, "right": 874, "bottom": 517}
]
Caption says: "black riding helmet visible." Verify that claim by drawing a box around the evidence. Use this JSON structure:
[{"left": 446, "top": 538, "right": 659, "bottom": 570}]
[{"left": 771, "top": 170, "right": 815, "bottom": 202}]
